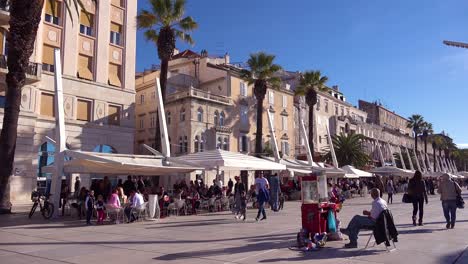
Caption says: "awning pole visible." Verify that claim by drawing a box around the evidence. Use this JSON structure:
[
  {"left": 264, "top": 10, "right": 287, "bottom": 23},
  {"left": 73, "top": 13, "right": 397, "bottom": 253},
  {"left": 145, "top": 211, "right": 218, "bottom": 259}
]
[
  {"left": 155, "top": 78, "right": 170, "bottom": 157},
  {"left": 397, "top": 145, "right": 407, "bottom": 170},
  {"left": 300, "top": 119, "right": 313, "bottom": 166},
  {"left": 326, "top": 124, "right": 339, "bottom": 168},
  {"left": 405, "top": 147, "right": 415, "bottom": 171},
  {"left": 266, "top": 109, "right": 280, "bottom": 162}
]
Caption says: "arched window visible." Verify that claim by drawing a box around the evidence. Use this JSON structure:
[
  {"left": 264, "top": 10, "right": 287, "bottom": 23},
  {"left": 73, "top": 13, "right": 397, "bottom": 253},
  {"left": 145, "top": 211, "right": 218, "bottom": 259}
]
[
  {"left": 223, "top": 138, "right": 229, "bottom": 151},
  {"left": 167, "top": 111, "right": 171, "bottom": 125},
  {"left": 219, "top": 111, "right": 225, "bottom": 126},
  {"left": 214, "top": 111, "right": 219, "bottom": 125},
  {"left": 197, "top": 107, "right": 203, "bottom": 122},
  {"left": 184, "top": 136, "right": 188, "bottom": 153},
  {"left": 194, "top": 136, "right": 200, "bottom": 152},
  {"left": 93, "top": 144, "right": 117, "bottom": 153},
  {"left": 180, "top": 108, "right": 185, "bottom": 122},
  {"left": 179, "top": 137, "right": 183, "bottom": 153},
  {"left": 217, "top": 137, "right": 222, "bottom": 149}
]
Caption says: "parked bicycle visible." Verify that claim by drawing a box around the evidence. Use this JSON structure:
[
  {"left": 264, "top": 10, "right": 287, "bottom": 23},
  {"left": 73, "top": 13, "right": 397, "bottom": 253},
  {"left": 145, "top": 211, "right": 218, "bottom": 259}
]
[{"left": 29, "top": 191, "right": 54, "bottom": 219}]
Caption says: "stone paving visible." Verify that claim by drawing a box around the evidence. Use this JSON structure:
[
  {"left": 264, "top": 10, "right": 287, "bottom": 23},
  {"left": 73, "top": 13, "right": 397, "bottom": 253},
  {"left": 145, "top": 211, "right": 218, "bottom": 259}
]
[{"left": 1, "top": 191, "right": 467, "bottom": 264}]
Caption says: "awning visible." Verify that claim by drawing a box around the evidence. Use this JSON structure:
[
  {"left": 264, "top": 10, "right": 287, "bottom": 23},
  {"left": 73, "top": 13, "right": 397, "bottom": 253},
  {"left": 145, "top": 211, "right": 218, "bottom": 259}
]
[
  {"left": 260, "top": 157, "right": 346, "bottom": 177},
  {"left": 174, "top": 149, "right": 286, "bottom": 171},
  {"left": 424, "top": 172, "right": 464, "bottom": 179},
  {"left": 341, "top": 165, "right": 374, "bottom": 178},
  {"left": 371, "top": 166, "right": 415, "bottom": 177},
  {"left": 43, "top": 150, "right": 202, "bottom": 175}
]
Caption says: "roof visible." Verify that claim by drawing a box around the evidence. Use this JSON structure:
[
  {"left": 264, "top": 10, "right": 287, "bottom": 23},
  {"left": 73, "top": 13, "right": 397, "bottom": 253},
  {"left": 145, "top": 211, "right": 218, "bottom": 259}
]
[{"left": 172, "top": 49, "right": 201, "bottom": 60}]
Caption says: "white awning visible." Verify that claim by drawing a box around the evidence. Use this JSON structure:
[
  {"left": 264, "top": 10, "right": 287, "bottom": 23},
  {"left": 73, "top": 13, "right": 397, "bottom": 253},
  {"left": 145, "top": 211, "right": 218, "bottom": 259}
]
[
  {"left": 174, "top": 149, "right": 286, "bottom": 171},
  {"left": 424, "top": 172, "right": 464, "bottom": 179},
  {"left": 43, "top": 150, "right": 202, "bottom": 175},
  {"left": 371, "top": 166, "right": 415, "bottom": 177},
  {"left": 341, "top": 165, "right": 374, "bottom": 178},
  {"left": 260, "top": 157, "right": 346, "bottom": 177},
  {"left": 344, "top": 174, "right": 360, "bottom": 179}
]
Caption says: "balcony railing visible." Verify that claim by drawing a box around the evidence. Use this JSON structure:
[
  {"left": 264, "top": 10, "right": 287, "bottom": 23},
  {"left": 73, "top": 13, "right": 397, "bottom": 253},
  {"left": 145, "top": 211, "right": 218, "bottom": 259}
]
[
  {"left": 0, "top": 55, "right": 42, "bottom": 79},
  {"left": 166, "top": 87, "right": 232, "bottom": 105}
]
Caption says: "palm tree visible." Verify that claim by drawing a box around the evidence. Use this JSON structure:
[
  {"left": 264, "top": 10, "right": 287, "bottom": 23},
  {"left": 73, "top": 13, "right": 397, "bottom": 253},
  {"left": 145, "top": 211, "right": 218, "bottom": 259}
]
[
  {"left": 240, "top": 52, "right": 281, "bottom": 157},
  {"left": 294, "top": 71, "right": 328, "bottom": 158},
  {"left": 323, "top": 133, "right": 370, "bottom": 169},
  {"left": 137, "top": 0, "right": 197, "bottom": 151},
  {"left": 0, "top": 0, "right": 87, "bottom": 213},
  {"left": 421, "top": 122, "right": 433, "bottom": 167},
  {"left": 407, "top": 114, "right": 425, "bottom": 153}
]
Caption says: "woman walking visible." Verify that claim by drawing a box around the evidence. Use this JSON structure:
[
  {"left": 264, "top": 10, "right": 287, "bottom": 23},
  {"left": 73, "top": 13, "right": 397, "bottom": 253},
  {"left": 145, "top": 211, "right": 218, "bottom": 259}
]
[
  {"left": 438, "top": 173, "right": 462, "bottom": 229},
  {"left": 408, "top": 171, "right": 428, "bottom": 226},
  {"left": 386, "top": 179, "right": 395, "bottom": 204},
  {"left": 255, "top": 171, "right": 270, "bottom": 221}
]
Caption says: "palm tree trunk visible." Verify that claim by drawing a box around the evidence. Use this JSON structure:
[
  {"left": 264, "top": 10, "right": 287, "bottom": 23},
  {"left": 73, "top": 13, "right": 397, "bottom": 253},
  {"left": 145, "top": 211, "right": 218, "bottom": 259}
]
[
  {"left": 255, "top": 96, "right": 264, "bottom": 158},
  {"left": 154, "top": 59, "right": 169, "bottom": 152},
  {"left": 433, "top": 147, "right": 436, "bottom": 172},
  {"left": 414, "top": 134, "right": 418, "bottom": 153},
  {"left": 308, "top": 103, "right": 314, "bottom": 160},
  {"left": 0, "top": 0, "right": 44, "bottom": 213},
  {"left": 424, "top": 139, "right": 428, "bottom": 169}
]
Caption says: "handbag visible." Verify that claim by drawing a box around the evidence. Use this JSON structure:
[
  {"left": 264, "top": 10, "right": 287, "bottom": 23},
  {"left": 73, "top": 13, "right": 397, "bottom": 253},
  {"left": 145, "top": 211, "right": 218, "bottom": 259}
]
[
  {"left": 454, "top": 182, "right": 464, "bottom": 209},
  {"left": 327, "top": 210, "right": 337, "bottom": 233},
  {"left": 402, "top": 193, "right": 412, "bottom": 203}
]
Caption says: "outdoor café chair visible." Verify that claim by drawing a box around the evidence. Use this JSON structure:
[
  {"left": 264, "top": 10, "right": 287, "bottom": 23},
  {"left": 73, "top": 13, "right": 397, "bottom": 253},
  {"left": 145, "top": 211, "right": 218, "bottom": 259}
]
[{"left": 130, "top": 202, "right": 148, "bottom": 222}]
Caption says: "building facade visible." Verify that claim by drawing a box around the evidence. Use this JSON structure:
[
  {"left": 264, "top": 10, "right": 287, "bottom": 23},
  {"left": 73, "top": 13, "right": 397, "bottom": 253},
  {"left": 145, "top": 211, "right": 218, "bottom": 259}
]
[
  {"left": 358, "top": 100, "right": 412, "bottom": 136},
  {"left": 0, "top": 0, "right": 137, "bottom": 202}
]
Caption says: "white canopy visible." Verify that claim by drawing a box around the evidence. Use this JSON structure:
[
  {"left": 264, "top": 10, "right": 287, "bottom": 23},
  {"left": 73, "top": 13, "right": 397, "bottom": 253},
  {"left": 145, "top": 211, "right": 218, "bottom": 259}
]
[
  {"left": 341, "top": 165, "right": 374, "bottom": 178},
  {"left": 371, "top": 166, "right": 415, "bottom": 178},
  {"left": 43, "top": 150, "right": 202, "bottom": 175},
  {"left": 260, "top": 157, "right": 345, "bottom": 177},
  {"left": 174, "top": 149, "right": 286, "bottom": 171},
  {"left": 424, "top": 171, "right": 465, "bottom": 179}
]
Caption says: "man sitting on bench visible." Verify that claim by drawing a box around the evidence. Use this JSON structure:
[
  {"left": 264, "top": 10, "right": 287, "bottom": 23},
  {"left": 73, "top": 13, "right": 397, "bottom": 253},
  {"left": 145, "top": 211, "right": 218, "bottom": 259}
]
[{"left": 340, "top": 188, "right": 388, "bottom": 248}]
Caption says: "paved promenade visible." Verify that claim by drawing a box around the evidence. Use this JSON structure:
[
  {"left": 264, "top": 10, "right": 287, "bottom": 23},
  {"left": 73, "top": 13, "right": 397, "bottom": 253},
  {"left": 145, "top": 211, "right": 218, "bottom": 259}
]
[{"left": 1, "top": 191, "right": 467, "bottom": 264}]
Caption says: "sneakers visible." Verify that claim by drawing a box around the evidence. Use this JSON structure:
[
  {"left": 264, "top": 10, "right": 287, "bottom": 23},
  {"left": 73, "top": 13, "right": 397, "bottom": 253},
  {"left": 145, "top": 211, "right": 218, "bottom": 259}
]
[
  {"left": 260, "top": 217, "right": 267, "bottom": 221},
  {"left": 344, "top": 242, "right": 358, "bottom": 248}
]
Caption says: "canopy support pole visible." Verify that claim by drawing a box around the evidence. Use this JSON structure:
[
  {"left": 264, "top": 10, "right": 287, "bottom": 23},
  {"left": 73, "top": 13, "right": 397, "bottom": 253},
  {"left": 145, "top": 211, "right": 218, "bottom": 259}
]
[
  {"left": 414, "top": 149, "right": 422, "bottom": 172},
  {"left": 387, "top": 143, "right": 396, "bottom": 167},
  {"left": 326, "top": 124, "right": 339, "bottom": 168},
  {"left": 397, "top": 145, "right": 407, "bottom": 170},
  {"left": 377, "top": 141, "right": 385, "bottom": 166},
  {"left": 405, "top": 147, "right": 415, "bottom": 171},
  {"left": 300, "top": 119, "right": 313, "bottom": 166},
  {"left": 267, "top": 109, "right": 280, "bottom": 162},
  {"left": 155, "top": 78, "right": 170, "bottom": 158}
]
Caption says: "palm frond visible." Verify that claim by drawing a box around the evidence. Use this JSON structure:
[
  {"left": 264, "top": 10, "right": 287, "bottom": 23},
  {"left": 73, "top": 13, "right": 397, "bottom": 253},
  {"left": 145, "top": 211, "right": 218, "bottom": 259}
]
[
  {"left": 173, "top": 0, "right": 186, "bottom": 19},
  {"left": 144, "top": 29, "right": 159, "bottom": 43},
  {"left": 177, "top": 16, "right": 198, "bottom": 31},
  {"left": 137, "top": 10, "right": 158, "bottom": 29},
  {"left": 174, "top": 29, "right": 194, "bottom": 45}
]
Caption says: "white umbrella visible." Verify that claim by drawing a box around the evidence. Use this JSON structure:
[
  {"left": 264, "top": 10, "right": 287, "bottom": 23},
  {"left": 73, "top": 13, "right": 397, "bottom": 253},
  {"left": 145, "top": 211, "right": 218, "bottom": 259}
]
[
  {"left": 341, "top": 165, "right": 374, "bottom": 178},
  {"left": 371, "top": 166, "right": 415, "bottom": 178}
]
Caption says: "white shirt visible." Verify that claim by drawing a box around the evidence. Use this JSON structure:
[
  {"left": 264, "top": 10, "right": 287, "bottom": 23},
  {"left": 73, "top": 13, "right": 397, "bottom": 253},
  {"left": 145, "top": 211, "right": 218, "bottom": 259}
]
[
  {"left": 255, "top": 177, "right": 269, "bottom": 194},
  {"left": 132, "top": 192, "right": 144, "bottom": 208},
  {"left": 370, "top": 197, "right": 388, "bottom": 220},
  {"left": 217, "top": 180, "right": 223, "bottom": 188}
]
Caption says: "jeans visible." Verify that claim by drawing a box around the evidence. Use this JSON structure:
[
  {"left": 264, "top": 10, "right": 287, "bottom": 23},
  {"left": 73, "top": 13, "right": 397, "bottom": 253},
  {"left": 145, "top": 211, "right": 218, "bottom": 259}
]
[
  {"left": 442, "top": 200, "right": 457, "bottom": 226},
  {"left": 412, "top": 198, "right": 424, "bottom": 222},
  {"left": 387, "top": 193, "right": 393, "bottom": 204},
  {"left": 346, "top": 215, "right": 375, "bottom": 244},
  {"left": 124, "top": 207, "right": 134, "bottom": 222},
  {"left": 86, "top": 208, "right": 93, "bottom": 224},
  {"left": 256, "top": 200, "right": 266, "bottom": 219}
]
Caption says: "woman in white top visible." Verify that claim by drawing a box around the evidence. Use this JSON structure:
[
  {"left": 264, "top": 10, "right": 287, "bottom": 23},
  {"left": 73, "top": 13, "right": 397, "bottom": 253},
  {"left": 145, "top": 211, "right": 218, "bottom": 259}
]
[{"left": 255, "top": 171, "right": 270, "bottom": 221}]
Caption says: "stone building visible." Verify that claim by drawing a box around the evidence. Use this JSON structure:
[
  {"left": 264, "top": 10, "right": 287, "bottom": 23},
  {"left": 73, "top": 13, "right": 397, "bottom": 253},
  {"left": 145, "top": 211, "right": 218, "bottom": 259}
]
[
  {"left": 0, "top": 0, "right": 137, "bottom": 203},
  {"left": 134, "top": 50, "right": 295, "bottom": 188}
]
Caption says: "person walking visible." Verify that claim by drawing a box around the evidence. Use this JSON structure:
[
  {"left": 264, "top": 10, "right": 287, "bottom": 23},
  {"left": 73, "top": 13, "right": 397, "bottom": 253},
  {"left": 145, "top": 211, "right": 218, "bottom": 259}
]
[
  {"left": 375, "top": 175, "right": 384, "bottom": 198},
  {"left": 233, "top": 176, "right": 245, "bottom": 219},
  {"left": 408, "top": 171, "right": 428, "bottom": 226},
  {"left": 386, "top": 179, "right": 395, "bottom": 204},
  {"left": 438, "top": 173, "right": 462, "bottom": 229},
  {"left": 255, "top": 171, "right": 270, "bottom": 221},
  {"left": 85, "top": 190, "right": 95, "bottom": 225}
]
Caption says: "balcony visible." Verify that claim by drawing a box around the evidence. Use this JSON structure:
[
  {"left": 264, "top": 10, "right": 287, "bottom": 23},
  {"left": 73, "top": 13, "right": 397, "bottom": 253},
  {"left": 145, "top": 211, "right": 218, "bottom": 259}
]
[
  {"left": 215, "top": 125, "right": 232, "bottom": 133},
  {"left": 0, "top": 1, "right": 9, "bottom": 26},
  {"left": 0, "top": 54, "right": 42, "bottom": 82},
  {"left": 166, "top": 86, "right": 232, "bottom": 106}
]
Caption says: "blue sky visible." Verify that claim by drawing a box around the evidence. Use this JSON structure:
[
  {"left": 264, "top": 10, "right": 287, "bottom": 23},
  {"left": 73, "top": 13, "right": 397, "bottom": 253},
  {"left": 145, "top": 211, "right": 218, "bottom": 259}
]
[{"left": 136, "top": 0, "right": 468, "bottom": 148}]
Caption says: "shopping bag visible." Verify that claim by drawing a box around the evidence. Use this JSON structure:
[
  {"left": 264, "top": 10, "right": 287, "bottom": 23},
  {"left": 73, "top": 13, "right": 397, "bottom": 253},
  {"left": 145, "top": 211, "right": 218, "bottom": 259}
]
[{"left": 327, "top": 210, "right": 336, "bottom": 233}]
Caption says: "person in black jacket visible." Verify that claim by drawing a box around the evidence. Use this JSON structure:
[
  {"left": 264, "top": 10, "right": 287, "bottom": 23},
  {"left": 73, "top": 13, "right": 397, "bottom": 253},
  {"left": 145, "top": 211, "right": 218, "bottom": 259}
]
[
  {"left": 408, "top": 171, "right": 428, "bottom": 226},
  {"left": 233, "top": 176, "right": 245, "bottom": 219}
]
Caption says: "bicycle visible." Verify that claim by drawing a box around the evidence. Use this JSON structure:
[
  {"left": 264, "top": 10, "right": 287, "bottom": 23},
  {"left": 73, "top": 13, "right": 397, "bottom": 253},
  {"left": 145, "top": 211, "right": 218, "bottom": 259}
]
[{"left": 29, "top": 191, "right": 55, "bottom": 219}]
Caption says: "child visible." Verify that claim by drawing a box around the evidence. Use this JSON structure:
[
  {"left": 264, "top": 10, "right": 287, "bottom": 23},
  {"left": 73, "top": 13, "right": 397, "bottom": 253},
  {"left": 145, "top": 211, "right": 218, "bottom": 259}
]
[
  {"left": 85, "top": 190, "right": 95, "bottom": 225},
  {"left": 95, "top": 195, "right": 106, "bottom": 224},
  {"left": 238, "top": 191, "right": 247, "bottom": 221}
]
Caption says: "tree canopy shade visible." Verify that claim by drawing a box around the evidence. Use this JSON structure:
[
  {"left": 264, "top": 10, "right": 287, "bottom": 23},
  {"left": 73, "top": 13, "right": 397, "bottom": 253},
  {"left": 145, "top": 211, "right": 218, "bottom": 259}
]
[
  {"left": 240, "top": 52, "right": 282, "bottom": 157},
  {"left": 137, "top": 0, "right": 197, "bottom": 151},
  {"left": 323, "top": 133, "right": 370, "bottom": 169},
  {"left": 295, "top": 70, "right": 328, "bottom": 156}
]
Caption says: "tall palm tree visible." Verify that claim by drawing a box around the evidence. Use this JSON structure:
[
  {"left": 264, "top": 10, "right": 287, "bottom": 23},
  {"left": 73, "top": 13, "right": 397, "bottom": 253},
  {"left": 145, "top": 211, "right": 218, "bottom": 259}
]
[
  {"left": 407, "top": 114, "right": 425, "bottom": 153},
  {"left": 323, "top": 133, "right": 370, "bottom": 169},
  {"left": 294, "top": 71, "right": 328, "bottom": 158},
  {"left": 421, "top": 122, "right": 433, "bottom": 168},
  {"left": 137, "top": 0, "right": 197, "bottom": 151},
  {"left": 0, "top": 0, "right": 87, "bottom": 213},
  {"left": 240, "top": 52, "right": 281, "bottom": 157}
]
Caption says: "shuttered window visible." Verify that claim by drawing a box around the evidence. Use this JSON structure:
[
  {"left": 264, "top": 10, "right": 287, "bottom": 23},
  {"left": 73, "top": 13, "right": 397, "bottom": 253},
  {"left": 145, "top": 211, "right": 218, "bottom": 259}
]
[
  {"left": 0, "top": 29, "right": 4, "bottom": 55},
  {"left": 110, "top": 23, "right": 122, "bottom": 45},
  {"left": 108, "top": 63, "right": 122, "bottom": 87},
  {"left": 77, "top": 55, "right": 93, "bottom": 80},
  {"left": 42, "top": 45, "right": 55, "bottom": 65},
  {"left": 77, "top": 99, "right": 91, "bottom": 121},
  {"left": 40, "top": 93, "right": 55, "bottom": 117},
  {"left": 108, "top": 105, "right": 121, "bottom": 126},
  {"left": 45, "top": 0, "right": 61, "bottom": 25},
  {"left": 80, "top": 11, "right": 93, "bottom": 36}
]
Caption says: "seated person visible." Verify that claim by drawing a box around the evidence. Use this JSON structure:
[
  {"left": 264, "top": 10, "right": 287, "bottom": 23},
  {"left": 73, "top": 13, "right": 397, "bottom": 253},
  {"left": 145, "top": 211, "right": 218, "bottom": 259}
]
[
  {"left": 340, "top": 188, "right": 387, "bottom": 248},
  {"left": 124, "top": 190, "right": 144, "bottom": 223},
  {"left": 107, "top": 189, "right": 121, "bottom": 209}
]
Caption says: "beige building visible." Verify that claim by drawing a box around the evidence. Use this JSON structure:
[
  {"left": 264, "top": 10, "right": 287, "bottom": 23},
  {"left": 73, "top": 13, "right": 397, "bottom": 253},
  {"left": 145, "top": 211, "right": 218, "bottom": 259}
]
[
  {"left": 135, "top": 50, "right": 295, "bottom": 187},
  {"left": 358, "top": 100, "right": 412, "bottom": 136},
  {"left": 0, "top": 0, "right": 137, "bottom": 202}
]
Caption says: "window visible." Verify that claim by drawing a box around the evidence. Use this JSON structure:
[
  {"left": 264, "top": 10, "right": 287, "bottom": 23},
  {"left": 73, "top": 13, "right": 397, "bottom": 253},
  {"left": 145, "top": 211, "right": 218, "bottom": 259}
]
[
  {"left": 319, "top": 136, "right": 322, "bottom": 144},
  {"left": 40, "top": 93, "right": 55, "bottom": 117},
  {"left": 180, "top": 108, "right": 185, "bottom": 122},
  {"left": 268, "top": 90, "right": 274, "bottom": 104},
  {"left": 281, "top": 141, "right": 290, "bottom": 156},
  {"left": 282, "top": 116, "right": 288, "bottom": 131},
  {"left": 194, "top": 136, "right": 200, "bottom": 153},
  {"left": 179, "top": 137, "right": 183, "bottom": 153},
  {"left": 42, "top": 45, "right": 56, "bottom": 73},
  {"left": 282, "top": 95, "right": 287, "bottom": 108},
  {"left": 240, "top": 106, "right": 248, "bottom": 125},
  {"left": 79, "top": 10, "right": 93, "bottom": 36},
  {"left": 140, "top": 94, "right": 145, "bottom": 104},
  {"left": 223, "top": 138, "right": 229, "bottom": 151},
  {"left": 335, "top": 105, "right": 339, "bottom": 115},
  {"left": 110, "top": 23, "right": 122, "bottom": 46},
  {"left": 184, "top": 136, "right": 188, "bottom": 153},
  {"left": 217, "top": 137, "right": 222, "bottom": 149},
  {"left": 108, "top": 105, "right": 121, "bottom": 126},
  {"left": 77, "top": 99, "right": 91, "bottom": 121},
  {"left": 240, "top": 82, "right": 247, "bottom": 96},
  {"left": 219, "top": 111, "right": 225, "bottom": 126},
  {"left": 324, "top": 100, "right": 329, "bottom": 113},
  {"left": 166, "top": 111, "right": 171, "bottom": 125},
  {"left": 139, "top": 118, "right": 144, "bottom": 129},
  {"left": 347, "top": 108, "right": 350, "bottom": 116},
  {"left": 200, "top": 135, "right": 205, "bottom": 152},
  {"left": 316, "top": 98, "right": 321, "bottom": 111},
  {"left": 214, "top": 111, "right": 219, "bottom": 125},
  {"left": 108, "top": 63, "right": 121, "bottom": 87},
  {"left": 111, "top": 0, "right": 123, "bottom": 7},
  {"left": 77, "top": 54, "right": 93, "bottom": 80},
  {"left": 240, "top": 135, "right": 249, "bottom": 152},
  {"left": 341, "top": 107, "right": 344, "bottom": 116},
  {"left": 197, "top": 107, "right": 203, "bottom": 122},
  {"left": 151, "top": 91, "right": 156, "bottom": 99},
  {"left": 45, "top": 0, "right": 61, "bottom": 26}
]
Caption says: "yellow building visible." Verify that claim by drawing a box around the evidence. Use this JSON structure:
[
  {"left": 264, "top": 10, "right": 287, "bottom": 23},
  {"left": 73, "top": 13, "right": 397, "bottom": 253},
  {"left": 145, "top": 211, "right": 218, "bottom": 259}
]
[
  {"left": 0, "top": 0, "right": 137, "bottom": 202},
  {"left": 135, "top": 50, "right": 295, "bottom": 187}
]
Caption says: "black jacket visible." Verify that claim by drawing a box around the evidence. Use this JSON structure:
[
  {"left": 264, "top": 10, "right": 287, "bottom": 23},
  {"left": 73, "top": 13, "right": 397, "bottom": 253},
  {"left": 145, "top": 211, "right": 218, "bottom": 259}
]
[{"left": 374, "top": 209, "right": 398, "bottom": 245}]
